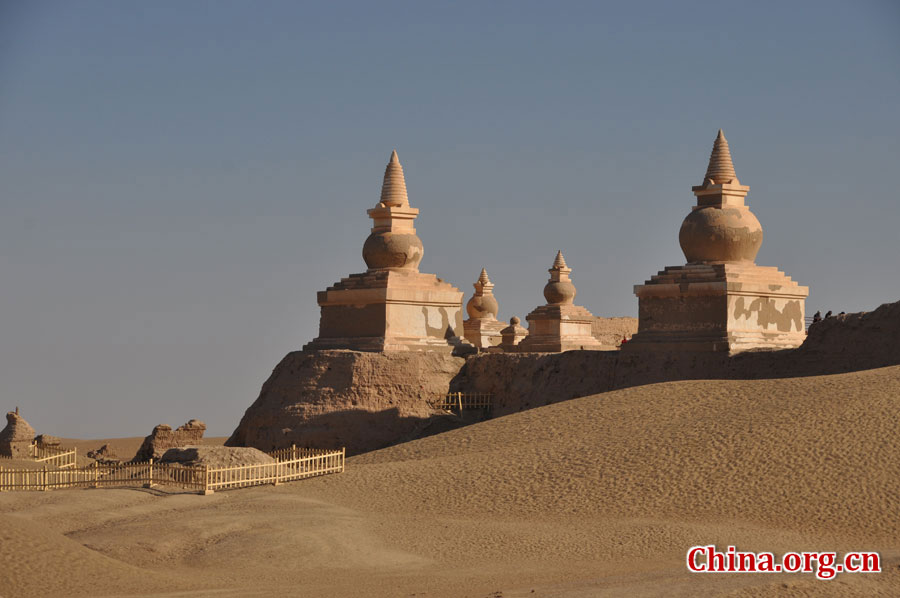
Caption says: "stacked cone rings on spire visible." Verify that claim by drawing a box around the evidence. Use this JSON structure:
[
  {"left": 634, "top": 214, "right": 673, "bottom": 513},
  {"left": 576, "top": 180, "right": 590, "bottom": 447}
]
[
  {"left": 703, "top": 129, "right": 738, "bottom": 185},
  {"left": 551, "top": 250, "right": 570, "bottom": 271},
  {"left": 379, "top": 150, "right": 409, "bottom": 207}
]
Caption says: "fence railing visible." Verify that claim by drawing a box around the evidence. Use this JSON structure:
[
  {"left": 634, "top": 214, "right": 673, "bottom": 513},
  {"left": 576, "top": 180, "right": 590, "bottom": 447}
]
[
  {"left": 268, "top": 446, "right": 338, "bottom": 461},
  {"left": 31, "top": 443, "right": 78, "bottom": 469},
  {"left": 0, "top": 445, "right": 344, "bottom": 494},
  {"left": 430, "top": 392, "right": 493, "bottom": 413},
  {"left": 206, "top": 449, "right": 344, "bottom": 491},
  {"left": 0, "top": 443, "right": 78, "bottom": 468}
]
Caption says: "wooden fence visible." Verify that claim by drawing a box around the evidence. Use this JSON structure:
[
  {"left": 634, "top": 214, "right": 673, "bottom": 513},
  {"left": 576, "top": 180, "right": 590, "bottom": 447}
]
[
  {"left": 0, "top": 443, "right": 77, "bottom": 468},
  {"left": 206, "top": 448, "right": 344, "bottom": 491},
  {"left": 0, "top": 445, "right": 344, "bottom": 494},
  {"left": 31, "top": 443, "right": 77, "bottom": 469},
  {"left": 431, "top": 392, "right": 493, "bottom": 413}
]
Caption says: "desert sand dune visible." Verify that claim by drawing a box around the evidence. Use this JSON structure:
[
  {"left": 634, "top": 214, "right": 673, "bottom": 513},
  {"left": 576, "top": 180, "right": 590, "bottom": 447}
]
[{"left": 2, "top": 367, "right": 900, "bottom": 597}]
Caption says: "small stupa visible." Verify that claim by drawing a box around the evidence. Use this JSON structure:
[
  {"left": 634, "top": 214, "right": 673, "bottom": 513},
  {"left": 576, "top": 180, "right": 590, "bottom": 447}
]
[
  {"left": 517, "top": 251, "right": 605, "bottom": 352},
  {"left": 626, "top": 130, "right": 808, "bottom": 352},
  {"left": 0, "top": 407, "right": 36, "bottom": 458},
  {"left": 499, "top": 316, "right": 528, "bottom": 351},
  {"left": 463, "top": 268, "right": 507, "bottom": 349},
  {"left": 304, "top": 151, "right": 468, "bottom": 352}
]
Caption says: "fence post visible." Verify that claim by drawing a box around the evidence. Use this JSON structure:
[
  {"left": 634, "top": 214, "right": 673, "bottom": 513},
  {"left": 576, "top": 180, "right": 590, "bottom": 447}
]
[
  {"left": 341, "top": 447, "right": 346, "bottom": 473},
  {"left": 144, "top": 458, "right": 154, "bottom": 488},
  {"left": 202, "top": 465, "right": 213, "bottom": 495},
  {"left": 458, "top": 391, "right": 463, "bottom": 413}
]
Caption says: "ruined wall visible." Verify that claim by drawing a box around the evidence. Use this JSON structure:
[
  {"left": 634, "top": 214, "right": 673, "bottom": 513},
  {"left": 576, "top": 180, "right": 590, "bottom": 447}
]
[
  {"left": 229, "top": 301, "right": 899, "bottom": 456},
  {"left": 133, "top": 419, "right": 206, "bottom": 462},
  {"left": 227, "top": 350, "right": 465, "bottom": 455},
  {"left": 591, "top": 316, "right": 638, "bottom": 345},
  {"left": 453, "top": 300, "right": 900, "bottom": 414},
  {"left": 798, "top": 300, "right": 900, "bottom": 371}
]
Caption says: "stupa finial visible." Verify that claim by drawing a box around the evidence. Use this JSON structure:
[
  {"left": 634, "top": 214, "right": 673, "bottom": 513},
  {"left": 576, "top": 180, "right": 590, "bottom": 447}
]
[
  {"left": 380, "top": 149, "right": 409, "bottom": 207},
  {"left": 551, "top": 250, "right": 569, "bottom": 271},
  {"left": 702, "top": 129, "right": 739, "bottom": 186},
  {"left": 473, "top": 268, "right": 495, "bottom": 296}
]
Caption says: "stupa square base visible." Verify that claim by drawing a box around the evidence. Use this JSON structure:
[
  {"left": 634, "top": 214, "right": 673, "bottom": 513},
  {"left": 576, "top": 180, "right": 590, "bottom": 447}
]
[
  {"left": 303, "top": 335, "right": 462, "bottom": 353},
  {"left": 627, "top": 263, "right": 808, "bottom": 353},
  {"left": 463, "top": 319, "right": 506, "bottom": 349},
  {"left": 518, "top": 305, "right": 609, "bottom": 352},
  {"left": 304, "top": 269, "right": 467, "bottom": 353}
]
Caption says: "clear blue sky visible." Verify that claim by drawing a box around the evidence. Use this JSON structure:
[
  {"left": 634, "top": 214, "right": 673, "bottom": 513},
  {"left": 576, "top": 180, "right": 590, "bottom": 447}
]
[{"left": 1, "top": 1, "right": 898, "bottom": 438}]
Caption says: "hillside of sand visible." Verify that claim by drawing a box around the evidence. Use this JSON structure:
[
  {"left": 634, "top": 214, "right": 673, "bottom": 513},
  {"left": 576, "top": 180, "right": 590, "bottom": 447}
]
[{"left": 2, "top": 365, "right": 900, "bottom": 597}]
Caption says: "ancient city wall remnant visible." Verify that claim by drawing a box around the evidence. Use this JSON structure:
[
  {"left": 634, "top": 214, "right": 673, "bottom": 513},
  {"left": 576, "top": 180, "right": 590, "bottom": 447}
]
[{"left": 133, "top": 419, "right": 206, "bottom": 462}]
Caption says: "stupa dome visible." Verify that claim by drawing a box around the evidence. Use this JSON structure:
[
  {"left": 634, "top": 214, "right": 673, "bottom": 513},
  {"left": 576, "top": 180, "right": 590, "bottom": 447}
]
[
  {"left": 362, "top": 232, "right": 424, "bottom": 269},
  {"left": 679, "top": 206, "right": 762, "bottom": 263}
]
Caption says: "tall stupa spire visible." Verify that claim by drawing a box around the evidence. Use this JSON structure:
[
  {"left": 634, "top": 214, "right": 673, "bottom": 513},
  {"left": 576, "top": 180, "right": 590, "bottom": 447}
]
[
  {"left": 362, "top": 150, "right": 423, "bottom": 271},
  {"left": 379, "top": 149, "right": 409, "bottom": 207},
  {"left": 682, "top": 130, "right": 760, "bottom": 263},
  {"left": 703, "top": 129, "right": 738, "bottom": 185}
]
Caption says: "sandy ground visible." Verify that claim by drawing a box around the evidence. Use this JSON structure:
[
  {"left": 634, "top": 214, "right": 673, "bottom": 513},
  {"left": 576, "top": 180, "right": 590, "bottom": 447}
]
[{"left": 2, "top": 366, "right": 900, "bottom": 597}]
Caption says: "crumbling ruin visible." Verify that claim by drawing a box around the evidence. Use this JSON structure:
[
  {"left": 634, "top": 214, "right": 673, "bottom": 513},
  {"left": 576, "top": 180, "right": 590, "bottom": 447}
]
[
  {"left": 87, "top": 443, "right": 120, "bottom": 464},
  {"left": 133, "top": 419, "right": 206, "bottom": 462},
  {"left": 160, "top": 446, "right": 275, "bottom": 469},
  {"left": 0, "top": 409, "right": 36, "bottom": 458}
]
